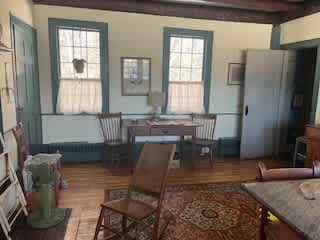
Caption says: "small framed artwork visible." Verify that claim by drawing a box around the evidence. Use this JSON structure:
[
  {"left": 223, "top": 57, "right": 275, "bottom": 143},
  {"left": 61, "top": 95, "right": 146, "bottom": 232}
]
[
  {"left": 227, "top": 63, "right": 245, "bottom": 85},
  {"left": 121, "top": 57, "right": 151, "bottom": 96}
]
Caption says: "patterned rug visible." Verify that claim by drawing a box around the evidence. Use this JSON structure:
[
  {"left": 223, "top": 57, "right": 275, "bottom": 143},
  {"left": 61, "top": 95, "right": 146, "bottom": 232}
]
[{"left": 101, "top": 183, "right": 260, "bottom": 240}]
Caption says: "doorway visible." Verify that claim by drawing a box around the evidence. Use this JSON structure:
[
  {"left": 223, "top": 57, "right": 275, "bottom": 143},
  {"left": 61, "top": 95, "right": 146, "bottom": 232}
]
[
  {"left": 11, "top": 16, "right": 42, "bottom": 153},
  {"left": 286, "top": 48, "right": 317, "bottom": 154}
]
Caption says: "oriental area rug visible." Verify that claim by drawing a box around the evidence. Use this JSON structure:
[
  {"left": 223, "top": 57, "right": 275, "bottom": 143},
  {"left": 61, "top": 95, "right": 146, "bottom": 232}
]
[{"left": 78, "top": 183, "right": 260, "bottom": 240}]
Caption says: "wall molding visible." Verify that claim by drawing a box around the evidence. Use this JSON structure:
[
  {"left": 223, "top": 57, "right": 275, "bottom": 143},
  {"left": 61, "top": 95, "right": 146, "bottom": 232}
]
[{"left": 44, "top": 137, "right": 240, "bottom": 163}]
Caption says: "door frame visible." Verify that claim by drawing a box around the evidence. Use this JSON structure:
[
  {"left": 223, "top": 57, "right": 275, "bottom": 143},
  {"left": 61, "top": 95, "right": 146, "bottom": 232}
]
[
  {"left": 10, "top": 14, "right": 42, "bottom": 144},
  {"left": 281, "top": 39, "right": 320, "bottom": 124}
]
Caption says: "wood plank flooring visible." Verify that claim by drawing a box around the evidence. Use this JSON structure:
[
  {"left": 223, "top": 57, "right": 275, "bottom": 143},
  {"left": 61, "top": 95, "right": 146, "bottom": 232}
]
[{"left": 57, "top": 157, "right": 287, "bottom": 240}]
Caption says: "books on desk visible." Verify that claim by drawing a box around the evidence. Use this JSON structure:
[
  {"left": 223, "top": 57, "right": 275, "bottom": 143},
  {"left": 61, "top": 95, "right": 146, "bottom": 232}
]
[{"left": 146, "top": 120, "right": 185, "bottom": 126}]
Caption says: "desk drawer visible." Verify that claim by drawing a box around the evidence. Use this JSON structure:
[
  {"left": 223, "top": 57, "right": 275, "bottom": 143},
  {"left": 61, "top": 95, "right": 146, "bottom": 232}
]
[{"left": 150, "top": 127, "right": 181, "bottom": 136}]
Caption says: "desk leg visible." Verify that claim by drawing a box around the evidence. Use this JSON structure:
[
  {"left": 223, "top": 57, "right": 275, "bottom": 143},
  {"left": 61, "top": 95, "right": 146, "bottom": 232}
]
[
  {"left": 191, "top": 129, "right": 196, "bottom": 169},
  {"left": 180, "top": 135, "right": 184, "bottom": 161}
]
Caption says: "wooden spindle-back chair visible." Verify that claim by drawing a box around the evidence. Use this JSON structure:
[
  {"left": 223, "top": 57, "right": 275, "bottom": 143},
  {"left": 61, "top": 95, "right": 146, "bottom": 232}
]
[
  {"left": 191, "top": 113, "right": 217, "bottom": 168},
  {"left": 97, "top": 113, "right": 129, "bottom": 167},
  {"left": 94, "top": 142, "right": 176, "bottom": 240}
]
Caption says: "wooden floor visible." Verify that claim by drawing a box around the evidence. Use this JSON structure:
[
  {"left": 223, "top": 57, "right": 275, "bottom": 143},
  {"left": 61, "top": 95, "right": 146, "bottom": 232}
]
[{"left": 57, "top": 157, "right": 287, "bottom": 240}]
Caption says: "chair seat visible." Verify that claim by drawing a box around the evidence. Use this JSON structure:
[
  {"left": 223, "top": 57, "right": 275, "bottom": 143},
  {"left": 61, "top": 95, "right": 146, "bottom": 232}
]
[
  {"left": 102, "top": 198, "right": 157, "bottom": 221},
  {"left": 105, "top": 139, "right": 128, "bottom": 147}
]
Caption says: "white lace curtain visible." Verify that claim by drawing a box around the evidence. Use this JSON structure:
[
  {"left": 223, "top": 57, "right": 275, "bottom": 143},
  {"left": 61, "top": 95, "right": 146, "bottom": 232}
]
[
  {"left": 56, "top": 78, "right": 102, "bottom": 114},
  {"left": 167, "top": 82, "right": 204, "bottom": 113}
]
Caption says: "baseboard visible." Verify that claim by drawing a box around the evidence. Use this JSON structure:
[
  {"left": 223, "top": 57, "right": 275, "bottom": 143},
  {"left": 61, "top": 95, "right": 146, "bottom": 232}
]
[
  {"left": 42, "top": 140, "right": 220, "bottom": 163},
  {"left": 218, "top": 137, "right": 240, "bottom": 157}
]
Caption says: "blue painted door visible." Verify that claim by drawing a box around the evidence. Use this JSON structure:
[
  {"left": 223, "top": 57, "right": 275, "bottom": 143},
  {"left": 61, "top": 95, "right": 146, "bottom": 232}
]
[{"left": 11, "top": 17, "right": 42, "bottom": 153}]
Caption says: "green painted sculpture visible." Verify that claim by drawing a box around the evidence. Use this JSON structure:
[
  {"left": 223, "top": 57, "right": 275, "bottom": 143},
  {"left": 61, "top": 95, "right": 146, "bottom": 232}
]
[{"left": 27, "top": 163, "right": 65, "bottom": 229}]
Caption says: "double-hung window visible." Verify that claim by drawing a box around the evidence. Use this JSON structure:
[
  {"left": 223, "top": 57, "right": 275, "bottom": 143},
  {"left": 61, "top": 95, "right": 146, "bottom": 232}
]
[
  {"left": 49, "top": 19, "right": 108, "bottom": 114},
  {"left": 163, "top": 28, "right": 213, "bottom": 113}
]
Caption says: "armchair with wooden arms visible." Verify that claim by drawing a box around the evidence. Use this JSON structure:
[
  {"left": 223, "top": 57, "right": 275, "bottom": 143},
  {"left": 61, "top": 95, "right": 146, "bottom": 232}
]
[{"left": 94, "top": 142, "right": 176, "bottom": 240}]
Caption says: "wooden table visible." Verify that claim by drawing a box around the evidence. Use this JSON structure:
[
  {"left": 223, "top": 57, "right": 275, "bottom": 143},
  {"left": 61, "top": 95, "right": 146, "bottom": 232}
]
[
  {"left": 243, "top": 179, "right": 320, "bottom": 240},
  {"left": 125, "top": 119, "right": 200, "bottom": 169}
]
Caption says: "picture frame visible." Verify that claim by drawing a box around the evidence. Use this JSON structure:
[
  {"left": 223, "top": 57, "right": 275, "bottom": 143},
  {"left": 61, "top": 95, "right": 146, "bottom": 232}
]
[
  {"left": 227, "top": 63, "right": 245, "bottom": 86},
  {"left": 121, "top": 57, "right": 151, "bottom": 96}
]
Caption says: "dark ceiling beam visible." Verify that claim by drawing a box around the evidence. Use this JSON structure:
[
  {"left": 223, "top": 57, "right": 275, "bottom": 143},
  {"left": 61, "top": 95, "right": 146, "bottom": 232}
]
[
  {"left": 32, "top": 0, "right": 277, "bottom": 24},
  {"left": 278, "top": 0, "right": 320, "bottom": 24},
  {"left": 202, "top": 0, "right": 301, "bottom": 12}
]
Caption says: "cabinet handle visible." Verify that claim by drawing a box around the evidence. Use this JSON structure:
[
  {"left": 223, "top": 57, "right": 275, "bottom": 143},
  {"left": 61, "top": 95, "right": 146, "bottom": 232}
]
[{"left": 245, "top": 106, "right": 248, "bottom": 116}]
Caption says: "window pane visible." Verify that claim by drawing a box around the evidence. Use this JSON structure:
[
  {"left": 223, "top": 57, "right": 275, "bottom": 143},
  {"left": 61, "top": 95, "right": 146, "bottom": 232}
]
[
  {"left": 87, "top": 31, "right": 100, "bottom": 48},
  {"left": 191, "top": 68, "right": 202, "bottom": 82},
  {"left": 169, "top": 68, "right": 180, "bottom": 82},
  {"left": 59, "top": 46, "right": 73, "bottom": 62},
  {"left": 58, "top": 29, "right": 73, "bottom": 46},
  {"left": 74, "top": 47, "right": 87, "bottom": 61},
  {"left": 73, "top": 30, "right": 81, "bottom": 46},
  {"left": 180, "top": 69, "right": 191, "bottom": 82},
  {"left": 142, "top": 60, "right": 149, "bottom": 80},
  {"left": 170, "top": 37, "right": 181, "bottom": 52},
  {"left": 60, "top": 63, "right": 74, "bottom": 78},
  {"left": 80, "top": 31, "right": 87, "bottom": 47},
  {"left": 88, "top": 64, "right": 100, "bottom": 79},
  {"left": 192, "top": 54, "right": 203, "bottom": 68},
  {"left": 87, "top": 48, "right": 100, "bottom": 63},
  {"left": 181, "top": 53, "right": 192, "bottom": 68},
  {"left": 181, "top": 38, "right": 192, "bottom": 53},
  {"left": 170, "top": 53, "right": 181, "bottom": 68},
  {"left": 193, "top": 39, "right": 204, "bottom": 53}
]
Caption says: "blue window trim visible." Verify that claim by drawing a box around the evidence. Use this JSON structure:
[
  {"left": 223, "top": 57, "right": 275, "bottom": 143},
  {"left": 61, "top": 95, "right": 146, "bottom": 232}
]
[
  {"left": 162, "top": 27, "right": 213, "bottom": 113},
  {"left": 48, "top": 18, "right": 109, "bottom": 113}
]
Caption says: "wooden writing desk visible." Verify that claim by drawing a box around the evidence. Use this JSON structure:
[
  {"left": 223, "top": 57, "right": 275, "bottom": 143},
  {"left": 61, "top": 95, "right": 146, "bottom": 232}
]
[{"left": 125, "top": 119, "right": 200, "bottom": 169}]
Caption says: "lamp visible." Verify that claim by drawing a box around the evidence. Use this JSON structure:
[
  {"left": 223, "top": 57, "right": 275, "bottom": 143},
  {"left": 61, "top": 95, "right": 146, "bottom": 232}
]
[{"left": 148, "top": 91, "right": 165, "bottom": 120}]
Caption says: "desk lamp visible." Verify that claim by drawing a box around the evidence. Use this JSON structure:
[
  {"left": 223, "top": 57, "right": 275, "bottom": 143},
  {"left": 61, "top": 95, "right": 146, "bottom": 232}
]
[{"left": 148, "top": 91, "right": 165, "bottom": 121}]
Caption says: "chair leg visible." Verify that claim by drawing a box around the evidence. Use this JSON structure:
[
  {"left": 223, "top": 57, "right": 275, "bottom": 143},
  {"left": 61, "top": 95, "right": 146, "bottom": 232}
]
[
  {"left": 94, "top": 207, "right": 105, "bottom": 240},
  {"left": 209, "top": 145, "right": 214, "bottom": 169}
]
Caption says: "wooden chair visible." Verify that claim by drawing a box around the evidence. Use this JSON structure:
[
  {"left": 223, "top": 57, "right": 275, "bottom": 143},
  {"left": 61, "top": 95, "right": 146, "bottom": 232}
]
[
  {"left": 12, "top": 123, "right": 62, "bottom": 206},
  {"left": 191, "top": 113, "right": 217, "bottom": 168},
  {"left": 12, "top": 122, "right": 30, "bottom": 170},
  {"left": 97, "top": 112, "right": 129, "bottom": 168},
  {"left": 93, "top": 142, "right": 176, "bottom": 240},
  {"left": 257, "top": 161, "right": 320, "bottom": 240}
]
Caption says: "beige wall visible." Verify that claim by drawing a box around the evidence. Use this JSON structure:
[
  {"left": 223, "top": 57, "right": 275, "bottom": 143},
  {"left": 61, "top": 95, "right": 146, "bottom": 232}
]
[
  {"left": 34, "top": 5, "right": 272, "bottom": 143},
  {"left": 0, "top": 0, "right": 34, "bottom": 168},
  {"left": 281, "top": 12, "right": 320, "bottom": 45}
]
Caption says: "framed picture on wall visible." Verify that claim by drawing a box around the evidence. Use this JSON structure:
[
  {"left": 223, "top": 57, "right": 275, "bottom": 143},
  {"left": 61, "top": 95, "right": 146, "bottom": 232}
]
[
  {"left": 121, "top": 57, "right": 151, "bottom": 96},
  {"left": 227, "top": 63, "right": 245, "bottom": 85}
]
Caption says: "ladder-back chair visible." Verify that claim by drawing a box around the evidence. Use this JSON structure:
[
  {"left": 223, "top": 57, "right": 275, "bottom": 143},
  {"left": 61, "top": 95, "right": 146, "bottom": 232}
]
[
  {"left": 191, "top": 113, "right": 217, "bottom": 168},
  {"left": 94, "top": 142, "right": 176, "bottom": 240},
  {"left": 12, "top": 123, "right": 62, "bottom": 205},
  {"left": 97, "top": 112, "right": 129, "bottom": 167}
]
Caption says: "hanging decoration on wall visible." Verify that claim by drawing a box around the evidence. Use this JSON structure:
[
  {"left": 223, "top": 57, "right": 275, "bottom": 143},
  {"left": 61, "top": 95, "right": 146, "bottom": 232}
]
[
  {"left": 227, "top": 63, "right": 245, "bottom": 85},
  {"left": 121, "top": 57, "right": 151, "bottom": 96}
]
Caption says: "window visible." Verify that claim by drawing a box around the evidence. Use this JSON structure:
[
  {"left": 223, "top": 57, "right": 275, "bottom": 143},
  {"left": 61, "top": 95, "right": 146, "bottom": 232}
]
[
  {"left": 163, "top": 28, "right": 213, "bottom": 113},
  {"left": 49, "top": 19, "right": 108, "bottom": 114}
]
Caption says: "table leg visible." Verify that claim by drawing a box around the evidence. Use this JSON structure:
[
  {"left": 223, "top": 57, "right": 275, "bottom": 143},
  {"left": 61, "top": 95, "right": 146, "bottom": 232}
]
[
  {"left": 128, "top": 130, "right": 135, "bottom": 174},
  {"left": 191, "top": 128, "right": 196, "bottom": 169}
]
